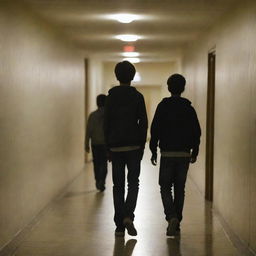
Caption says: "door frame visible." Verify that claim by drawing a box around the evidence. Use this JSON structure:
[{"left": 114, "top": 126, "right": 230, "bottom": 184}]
[
  {"left": 84, "top": 59, "right": 89, "bottom": 163},
  {"left": 205, "top": 50, "right": 216, "bottom": 201}
]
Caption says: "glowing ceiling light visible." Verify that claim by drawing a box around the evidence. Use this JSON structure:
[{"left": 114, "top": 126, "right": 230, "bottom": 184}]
[
  {"left": 133, "top": 72, "right": 141, "bottom": 82},
  {"left": 124, "top": 45, "right": 135, "bottom": 52},
  {"left": 111, "top": 14, "right": 139, "bottom": 23},
  {"left": 122, "top": 52, "right": 140, "bottom": 57},
  {"left": 123, "top": 57, "right": 140, "bottom": 63},
  {"left": 116, "top": 34, "right": 140, "bottom": 42}
]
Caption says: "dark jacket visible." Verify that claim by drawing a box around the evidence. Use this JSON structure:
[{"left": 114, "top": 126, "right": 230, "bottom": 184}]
[
  {"left": 104, "top": 85, "right": 148, "bottom": 148},
  {"left": 150, "top": 96, "right": 201, "bottom": 158}
]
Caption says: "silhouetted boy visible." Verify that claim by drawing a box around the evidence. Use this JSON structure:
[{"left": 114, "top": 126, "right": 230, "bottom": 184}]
[
  {"left": 85, "top": 94, "right": 108, "bottom": 192},
  {"left": 150, "top": 74, "right": 201, "bottom": 236},
  {"left": 104, "top": 61, "right": 148, "bottom": 237}
]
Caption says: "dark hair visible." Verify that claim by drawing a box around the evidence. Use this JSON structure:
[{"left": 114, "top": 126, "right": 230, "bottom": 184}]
[
  {"left": 167, "top": 74, "right": 186, "bottom": 95},
  {"left": 96, "top": 94, "right": 106, "bottom": 107},
  {"left": 114, "top": 61, "right": 136, "bottom": 83}
]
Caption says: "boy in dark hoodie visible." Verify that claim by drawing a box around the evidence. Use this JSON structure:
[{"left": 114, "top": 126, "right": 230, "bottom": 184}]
[
  {"left": 104, "top": 61, "right": 148, "bottom": 237},
  {"left": 150, "top": 74, "right": 201, "bottom": 236}
]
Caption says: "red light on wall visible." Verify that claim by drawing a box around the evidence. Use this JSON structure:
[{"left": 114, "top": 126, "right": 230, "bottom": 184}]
[{"left": 124, "top": 45, "right": 135, "bottom": 52}]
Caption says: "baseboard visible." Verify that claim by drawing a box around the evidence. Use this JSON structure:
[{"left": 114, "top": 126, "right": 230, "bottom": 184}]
[
  {"left": 213, "top": 207, "right": 256, "bottom": 256},
  {"left": 0, "top": 167, "right": 85, "bottom": 256},
  {"left": 188, "top": 174, "right": 256, "bottom": 256}
]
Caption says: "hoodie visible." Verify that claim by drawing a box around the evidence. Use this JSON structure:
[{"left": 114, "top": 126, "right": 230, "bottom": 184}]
[
  {"left": 104, "top": 85, "right": 148, "bottom": 148},
  {"left": 150, "top": 96, "right": 201, "bottom": 158}
]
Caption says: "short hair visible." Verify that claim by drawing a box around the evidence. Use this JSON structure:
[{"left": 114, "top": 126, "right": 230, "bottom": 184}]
[
  {"left": 167, "top": 74, "right": 186, "bottom": 94},
  {"left": 96, "top": 94, "right": 106, "bottom": 107},
  {"left": 114, "top": 61, "right": 136, "bottom": 83}
]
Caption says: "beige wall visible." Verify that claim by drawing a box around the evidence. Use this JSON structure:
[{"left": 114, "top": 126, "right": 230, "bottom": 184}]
[
  {"left": 0, "top": 2, "right": 85, "bottom": 249},
  {"left": 103, "top": 62, "right": 179, "bottom": 96},
  {"left": 182, "top": 0, "right": 256, "bottom": 252},
  {"left": 88, "top": 58, "right": 104, "bottom": 113}
]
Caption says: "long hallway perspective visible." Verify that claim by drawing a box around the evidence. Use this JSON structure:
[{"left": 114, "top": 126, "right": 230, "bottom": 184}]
[
  {"left": 11, "top": 150, "right": 239, "bottom": 256},
  {"left": 1, "top": 0, "right": 256, "bottom": 255}
]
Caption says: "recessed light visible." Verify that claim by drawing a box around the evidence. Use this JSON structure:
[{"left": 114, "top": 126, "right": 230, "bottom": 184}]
[
  {"left": 110, "top": 14, "right": 139, "bottom": 23},
  {"left": 134, "top": 72, "right": 141, "bottom": 82},
  {"left": 123, "top": 57, "right": 140, "bottom": 63},
  {"left": 123, "top": 52, "right": 140, "bottom": 57},
  {"left": 116, "top": 34, "right": 140, "bottom": 42}
]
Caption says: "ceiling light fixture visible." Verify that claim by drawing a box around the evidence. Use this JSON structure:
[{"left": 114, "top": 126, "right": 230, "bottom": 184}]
[
  {"left": 111, "top": 14, "right": 139, "bottom": 23},
  {"left": 133, "top": 72, "right": 141, "bottom": 82},
  {"left": 123, "top": 52, "right": 140, "bottom": 57},
  {"left": 116, "top": 34, "right": 140, "bottom": 42},
  {"left": 123, "top": 57, "right": 140, "bottom": 63},
  {"left": 124, "top": 45, "right": 135, "bottom": 52}
]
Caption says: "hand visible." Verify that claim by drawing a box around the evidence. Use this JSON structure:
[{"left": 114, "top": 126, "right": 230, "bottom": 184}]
[
  {"left": 139, "top": 148, "right": 144, "bottom": 160},
  {"left": 107, "top": 151, "right": 112, "bottom": 162},
  {"left": 190, "top": 157, "right": 197, "bottom": 164},
  {"left": 85, "top": 146, "right": 90, "bottom": 153},
  {"left": 151, "top": 154, "right": 157, "bottom": 166}
]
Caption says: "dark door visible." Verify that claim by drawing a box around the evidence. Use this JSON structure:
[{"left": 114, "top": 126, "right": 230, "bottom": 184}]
[{"left": 205, "top": 51, "right": 216, "bottom": 201}]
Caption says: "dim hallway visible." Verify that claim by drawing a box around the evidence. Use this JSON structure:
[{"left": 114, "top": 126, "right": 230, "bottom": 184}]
[{"left": 8, "top": 149, "right": 239, "bottom": 256}]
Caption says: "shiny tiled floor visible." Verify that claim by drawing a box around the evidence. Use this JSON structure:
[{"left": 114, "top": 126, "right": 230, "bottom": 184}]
[{"left": 13, "top": 151, "right": 239, "bottom": 256}]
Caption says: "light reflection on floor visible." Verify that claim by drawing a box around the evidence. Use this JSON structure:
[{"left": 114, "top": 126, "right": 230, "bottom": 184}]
[{"left": 13, "top": 150, "right": 239, "bottom": 256}]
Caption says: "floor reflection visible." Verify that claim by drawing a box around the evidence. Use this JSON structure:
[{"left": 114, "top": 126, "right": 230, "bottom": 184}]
[
  {"left": 204, "top": 201, "right": 213, "bottom": 256},
  {"left": 166, "top": 237, "right": 182, "bottom": 256},
  {"left": 113, "top": 238, "right": 137, "bottom": 256}
]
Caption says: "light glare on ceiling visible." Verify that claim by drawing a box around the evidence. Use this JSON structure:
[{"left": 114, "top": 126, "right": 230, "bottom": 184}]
[
  {"left": 116, "top": 34, "right": 140, "bottom": 42},
  {"left": 133, "top": 72, "right": 141, "bottom": 82},
  {"left": 111, "top": 14, "right": 139, "bottom": 23},
  {"left": 123, "top": 52, "right": 140, "bottom": 57},
  {"left": 123, "top": 57, "right": 140, "bottom": 63}
]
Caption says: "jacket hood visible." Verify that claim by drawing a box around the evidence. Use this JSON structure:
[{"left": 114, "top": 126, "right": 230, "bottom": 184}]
[
  {"left": 161, "top": 96, "right": 191, "bottom": 106},
  {"left": 108, "top": 86, "right": 139, "bottom": 105},
  {"left": 109, "top": 85, "right": 137, "bottom": 95}
]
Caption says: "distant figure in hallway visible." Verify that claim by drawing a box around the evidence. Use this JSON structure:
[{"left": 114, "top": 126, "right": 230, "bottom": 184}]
[
  {"left": 150, "top": 74, "right": 201, "bottom": 236},
  {"left": 104, "top": 61, "right": 148, "bottom": 237},
  {"left": 85, "top": 94, "right": 108, "bottom": 192}
]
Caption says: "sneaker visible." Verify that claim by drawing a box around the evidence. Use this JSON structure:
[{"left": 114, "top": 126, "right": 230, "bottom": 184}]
[
  {"left": 123, "top": 218, "right": 137, "bottom": 236},
  {"left": 95, "top": 181, "right": 100, "bottom": 190},
  {"left": 98, "top": 181, "right": 105, "bottom": 192},
  {"left": 96, "top": 180, "right": 105, "bottom": 192},
  {"left": 166, "top": 218, "right": 179, "bottom": 236},
  {"left": 115, "top": 227, "right": 125, "bottom": 237}
]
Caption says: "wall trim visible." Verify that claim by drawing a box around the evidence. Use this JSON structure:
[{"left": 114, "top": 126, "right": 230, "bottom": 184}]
[
  {"left": 189, "top": 175, "right": 256, "bottom": 256},
  {"left": 0, "top": 167, "right": 85, "bottom": 256},
  {"left": 213, "top": 207, "right": 256, "bottom": 256}
]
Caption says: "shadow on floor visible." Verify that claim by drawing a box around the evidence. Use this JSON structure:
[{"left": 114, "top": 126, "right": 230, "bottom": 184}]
[{"left": 113, "top": 238, "right": 137, "bottom": 256}]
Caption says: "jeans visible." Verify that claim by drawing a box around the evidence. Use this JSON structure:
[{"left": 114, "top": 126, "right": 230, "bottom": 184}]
[
  {"left": 111, "top": 150, "right": 141, "bottom": 228},
  {"left": 91, "top": 145, "right": 108, "bottom": 185},
  {"left": 159, "top": 157, "right": 190, "bottom": 222}
]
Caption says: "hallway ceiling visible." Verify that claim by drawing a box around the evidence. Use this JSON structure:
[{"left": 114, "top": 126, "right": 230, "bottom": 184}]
[{"left": 25, "top": 0, "right": 238, "bottom": 62}]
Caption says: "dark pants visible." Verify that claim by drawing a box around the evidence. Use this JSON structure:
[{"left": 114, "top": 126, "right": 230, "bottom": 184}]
[
  {"left": 159, "top": 157, "right": 190, "bottom": 222},
  {"left": 111, "top": 150, "right": 141, "bottom": 228},
  {"left": 91, "top": 145, "right": 108, "bottom": 185}
]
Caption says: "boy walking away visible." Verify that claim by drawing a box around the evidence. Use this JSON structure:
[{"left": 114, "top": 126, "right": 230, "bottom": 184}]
[
  {"left": 104, "top": 61, "right": 148, "bottom": 237},
  {"left": 150, "top": 74, "right": 201, "bottom": 236},
  {"left": 85, "top": 94, "right": 108, "bottom": 192}
]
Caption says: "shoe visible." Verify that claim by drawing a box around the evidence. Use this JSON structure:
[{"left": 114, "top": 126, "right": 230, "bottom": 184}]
[
  {"left": 115, "top": 227, "right": 125, "bottom": 237},
  {"left": 96, "top": 180, "right": 105, "bottom": 192},
  {"left": 98, "top": 181, "right": 105, "bottom": 192},
  {"left": 166, "top": 218, "right": 179, "bottom": 236},
  {"left": 123, "top": 218, "right": 137, "bottom": 236},
  {"left": 95, "top": 181, "right": 100, "bottom": 190}
]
